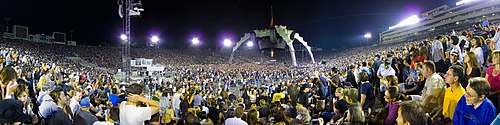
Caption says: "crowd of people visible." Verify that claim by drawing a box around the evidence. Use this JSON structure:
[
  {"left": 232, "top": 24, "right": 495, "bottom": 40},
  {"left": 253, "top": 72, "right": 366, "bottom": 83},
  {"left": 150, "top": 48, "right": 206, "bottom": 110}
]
[{"left": 2, "top": 18, "right": 500, "bottom": 125}]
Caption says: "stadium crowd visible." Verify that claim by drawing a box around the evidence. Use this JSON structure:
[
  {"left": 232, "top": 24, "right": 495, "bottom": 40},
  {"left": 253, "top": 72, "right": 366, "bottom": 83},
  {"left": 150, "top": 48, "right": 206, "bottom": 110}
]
[{"left": 2, "top": 18, "right": 500, "bottom": 125}]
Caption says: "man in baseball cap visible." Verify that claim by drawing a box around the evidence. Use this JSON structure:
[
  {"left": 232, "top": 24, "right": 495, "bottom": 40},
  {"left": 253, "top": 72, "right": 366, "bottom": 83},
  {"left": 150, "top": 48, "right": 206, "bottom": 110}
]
[
  {"left": 449, "top": 50, "right": 463, "bottom": 66},
  {"left": 74, "top": 97, "right": 98, "bottom": 125}
]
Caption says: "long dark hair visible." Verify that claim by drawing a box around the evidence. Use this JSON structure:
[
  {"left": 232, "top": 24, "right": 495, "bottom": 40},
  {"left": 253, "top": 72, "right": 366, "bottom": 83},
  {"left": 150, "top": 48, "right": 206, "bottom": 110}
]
[{"left": 387, "top": 86, "right": 403, "bottom": 101}]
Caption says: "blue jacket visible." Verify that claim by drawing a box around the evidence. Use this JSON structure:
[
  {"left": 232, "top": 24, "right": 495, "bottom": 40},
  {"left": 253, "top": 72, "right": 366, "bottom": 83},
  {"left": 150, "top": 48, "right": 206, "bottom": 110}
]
[{"left": 453, "top": 95, "right": 497, "bottom": 125}]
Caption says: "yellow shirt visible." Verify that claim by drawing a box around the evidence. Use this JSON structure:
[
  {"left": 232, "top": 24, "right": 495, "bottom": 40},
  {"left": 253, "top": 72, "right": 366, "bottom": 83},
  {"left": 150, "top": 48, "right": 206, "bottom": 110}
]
[
  {"left": 163, "top": 108, "right": 175, "bottom": 123},
  {"left": 272, "top": 93, "right": 285, "bottom": 103},
  {"left": 442, "top": 85, "right": 466, "bottom": 119}
]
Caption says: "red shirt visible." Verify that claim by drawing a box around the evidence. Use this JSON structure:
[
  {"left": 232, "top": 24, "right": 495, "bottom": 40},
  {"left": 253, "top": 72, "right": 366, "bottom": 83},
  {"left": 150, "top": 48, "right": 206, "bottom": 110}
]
[{"left": 487, "top": 66, "right": 500, "bottom": 91}]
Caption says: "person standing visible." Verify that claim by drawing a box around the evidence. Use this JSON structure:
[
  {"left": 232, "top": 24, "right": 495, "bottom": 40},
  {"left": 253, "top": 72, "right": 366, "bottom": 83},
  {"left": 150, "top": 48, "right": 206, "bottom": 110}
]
[
  {"left": 358, "top": 72, "right": 375, "bottom": 114},
  {"left": 432, "top": 36, "right": 446, "bottom": 73},
  {"left": 172, "top": 88, "right": 182, "bottom": 118},
  {"left": 346, "top": 65, "right": 358, "bottom": 88},
  {"left": 377, "top": 59, "right": 396, "bottom": 106},
  {"left": 119, "top": 84, "right": 160, "bottom": 125}
]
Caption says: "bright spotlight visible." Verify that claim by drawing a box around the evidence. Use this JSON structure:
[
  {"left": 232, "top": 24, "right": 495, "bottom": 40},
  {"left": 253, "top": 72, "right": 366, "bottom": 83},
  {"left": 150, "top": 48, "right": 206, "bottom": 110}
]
[
  {"left": 364, "top": 33, "right": 372, "bottom": 38},
  {"left": 246, "top": 41, "right": 254, "bottom": 47},
  {"left": 151, "top": 36, "right": 159, "bottom": 43},
  {"left": 191, "top": 38, "right": 200, "bottom": 45},
  {"left": 120, "top": 34, "right": 128, "bottom": 40},
  {"left": 223, "top": 39, "right": 232, "bottom": 47},
  {"left": 456, "top": 0, "right": 479, "bottom": 6},
  {"left": 389, "top": 15, "right": 420, "bottom": 29}
]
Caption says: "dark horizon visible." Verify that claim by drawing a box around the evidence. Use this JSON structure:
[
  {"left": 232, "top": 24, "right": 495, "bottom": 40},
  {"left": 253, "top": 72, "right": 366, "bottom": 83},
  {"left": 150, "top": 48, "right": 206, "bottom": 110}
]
[{"left": 0, "top": 0, "right": 455, "bottom": 49}]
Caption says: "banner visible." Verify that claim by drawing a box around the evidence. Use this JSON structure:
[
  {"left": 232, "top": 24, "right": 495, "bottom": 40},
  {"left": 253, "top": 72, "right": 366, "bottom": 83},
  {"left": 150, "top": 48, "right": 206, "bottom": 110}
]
[{"left": 131, "top": 58, "right": 153, "bottom": 67}]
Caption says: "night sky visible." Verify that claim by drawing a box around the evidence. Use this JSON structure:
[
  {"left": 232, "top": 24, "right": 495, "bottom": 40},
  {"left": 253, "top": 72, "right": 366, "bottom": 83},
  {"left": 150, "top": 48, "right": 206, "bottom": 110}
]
[{"left": 0, "top": 0, "right": 456, "bottom": 49}]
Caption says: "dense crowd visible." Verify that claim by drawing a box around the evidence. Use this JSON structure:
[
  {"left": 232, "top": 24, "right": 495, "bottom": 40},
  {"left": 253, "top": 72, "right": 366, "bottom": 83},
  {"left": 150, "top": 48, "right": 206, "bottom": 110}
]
[{"left": 2, "top": 18, "right": 500, "bottom": 125}]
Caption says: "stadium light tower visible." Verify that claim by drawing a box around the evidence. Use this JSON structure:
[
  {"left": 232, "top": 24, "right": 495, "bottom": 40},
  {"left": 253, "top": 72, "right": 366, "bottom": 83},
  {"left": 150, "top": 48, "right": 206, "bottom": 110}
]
[
  {"left": 151, "top": 36, "right": 159, "bottom": 43},
  {"left": 120, "top": 34, "right": 128, "bottom": 40},
  {"left": 118, "top": 0, "right": 144, "bottom": 83},
  {"left": 364, "top": 33, "right": 371, "bottom": 46},
  {"left": 389, "top": 15, "right": 420, "bottom": 29},
  {"left": 364, "top": 33, "right": 371, "bottom": 38},
  {"left": 191, "top": 38, "right": 200, "bottom": 45},
  {"left": 246, "top": 41, "right": 254, "bottom": 47},
  {"left": 223, "top": 39, "right": 232, "bottom": 47}
]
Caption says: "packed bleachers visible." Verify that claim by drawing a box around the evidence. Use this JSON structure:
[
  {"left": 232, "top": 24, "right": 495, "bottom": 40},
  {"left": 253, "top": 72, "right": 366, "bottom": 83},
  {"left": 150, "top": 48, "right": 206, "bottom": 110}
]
[{"left": 2, "top": 18, "right": 500, "bottom": 125}]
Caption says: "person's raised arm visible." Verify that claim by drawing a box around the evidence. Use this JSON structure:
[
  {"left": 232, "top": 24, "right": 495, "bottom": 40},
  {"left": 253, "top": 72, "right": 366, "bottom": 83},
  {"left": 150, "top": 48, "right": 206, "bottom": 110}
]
[{"left": 138, "top": 95, "right": 160, "bottom": 115}]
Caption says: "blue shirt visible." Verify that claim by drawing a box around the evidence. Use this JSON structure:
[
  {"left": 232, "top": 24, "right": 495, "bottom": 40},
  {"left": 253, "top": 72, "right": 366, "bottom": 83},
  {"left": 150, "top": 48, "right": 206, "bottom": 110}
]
[
  {"left": 193, "top": 95, "right": 203, "bottom": 107},
  {"left": 453, "top": 95, "right": 497, "bottom": 125},
  {"left": 483, "top": 20, "right": 490, "bottom": 27},
  {"left": 360, "top": 82, "right": 375, "bottom": 98}
]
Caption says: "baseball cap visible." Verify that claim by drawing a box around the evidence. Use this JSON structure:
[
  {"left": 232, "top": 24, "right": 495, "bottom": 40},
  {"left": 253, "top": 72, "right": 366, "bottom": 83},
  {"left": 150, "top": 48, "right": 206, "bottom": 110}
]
[
  {"left": 451, "top": 50, "right": 459, "bottom": 57},
  {"left": 375, "top": 54, "right": 381, "bottom": 59},
  {"left": 344, "top": 82, "right": 352, "bottom": 87},
  {"left": 41, "top": 82, "right": 56, "bottom": 91},
  {"left": 80, "top": 97, "right": 91, "bottom": 108},
  {"left": 384, "top": 59, "right": 392, "bottom": 65}
]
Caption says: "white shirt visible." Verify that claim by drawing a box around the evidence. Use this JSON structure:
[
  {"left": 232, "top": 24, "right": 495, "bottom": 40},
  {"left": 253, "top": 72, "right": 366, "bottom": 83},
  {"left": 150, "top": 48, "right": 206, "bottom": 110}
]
[
  {"left": 473, "top": 47, "right": 484, "bottom": 66},
  {"left": 431, "top": 40, "right": 444, "bottom": 62},
  {"left": 172, "top": 93, "right": 181, "bottom": 109},
  {"left": 422, "top": 73, "right": 446, "bottom": 104},
  {"left": 377, "top": 64, "right": 396, "bottom": 92},
  {"left": 92, "top": 122, "right": 114, "bottom": 125},
  {"left": 451, "top": 45, "right": 463, "bottom": 61},
  {"left": 459, "top": 35, "right": 467, "bottom": 47},
  {"left": 5, "top": 53, "right": 11, "bottom": 66},
  {"left": 119, "top": 101, "right": 152, "bottom": 125},
  {"left": 493, "top": 30, "right": 500, "bottom": 50},
  {"left": 377, "top": 64, "right": 395, "bottom": 78},
  {"left": 224, "top": 117, "right": 248, "bottom": 125},
  {"left": 70, "top": 98, "right": 80, "bottom": 116},
  {"left": 202, "top": 106, "right": 209, "bottom": 114}
]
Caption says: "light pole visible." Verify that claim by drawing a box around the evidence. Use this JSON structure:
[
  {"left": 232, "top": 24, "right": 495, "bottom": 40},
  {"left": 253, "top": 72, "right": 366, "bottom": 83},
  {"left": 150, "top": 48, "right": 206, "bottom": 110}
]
[
  {"left": 191, "top": 38, "right": 200, "bottom": 45},
  {"left": 223, "top": 39, "right": 233, "bottom": 47},
  {"left": 151, "top": 36, "right": 159, "bottom": 45},
  {"left": 364, "top": 33, "right": 372, "bottom": 46},
  {"left": 4, "top": 17, "right": 10, "bottom": 32},
  {"left": 119, "top": 0, "right": 143, "bottom": 83},
  {"left": 69, "top": 30, "right": 73, "bottom": 41},
  {"left": 246, "top": 41, "right": 254, "bottom": 48}
]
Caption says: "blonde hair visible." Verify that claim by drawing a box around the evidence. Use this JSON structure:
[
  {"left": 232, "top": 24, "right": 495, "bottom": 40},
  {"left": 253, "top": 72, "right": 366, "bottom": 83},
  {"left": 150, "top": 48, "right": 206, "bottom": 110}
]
[
  {"left": 37, "top": 74, "right": 48, "bottom": 90},
  {"left": 336, "top": 87, "right": 344, "bottom": 95},
  {"left": 493, "top": 50, "right": 500, "bottom": 65}
]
